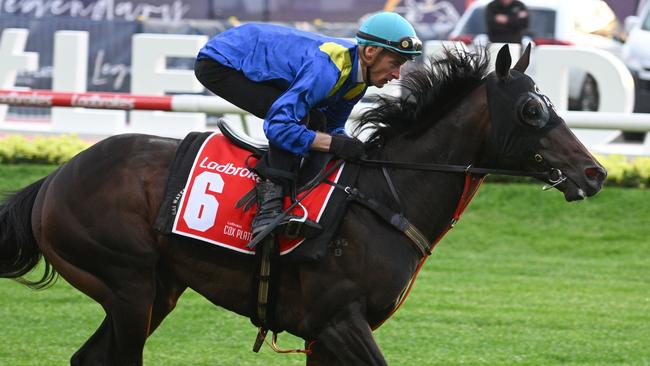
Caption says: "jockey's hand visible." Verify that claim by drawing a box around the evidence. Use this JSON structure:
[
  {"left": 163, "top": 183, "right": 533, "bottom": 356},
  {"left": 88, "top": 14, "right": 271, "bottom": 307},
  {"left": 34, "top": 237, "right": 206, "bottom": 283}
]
[{"left": 329, "top": 135, "right": 366, "bottom": 160}]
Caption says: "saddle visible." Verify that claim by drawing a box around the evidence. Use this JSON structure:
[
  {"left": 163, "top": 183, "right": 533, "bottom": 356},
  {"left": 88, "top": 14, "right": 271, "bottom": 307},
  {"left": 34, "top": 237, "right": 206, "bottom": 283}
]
[
  {"left": 154, "top": 118, "right": 358, "bottom": 260},
  {"left": 218, "top": 119, "right": 336, "bottom": 241},
  {"left": 217, "top": 119, "right": 335, "bottom": 189},
  {"left": 215, "top": 119, "right": 267, "bottom": 156}
]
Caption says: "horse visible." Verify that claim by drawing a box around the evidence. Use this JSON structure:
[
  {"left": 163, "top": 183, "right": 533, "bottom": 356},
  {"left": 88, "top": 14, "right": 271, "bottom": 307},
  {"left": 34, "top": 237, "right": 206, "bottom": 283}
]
[{"left": 0, "top": 45, "right": 606, "bottom": 365}]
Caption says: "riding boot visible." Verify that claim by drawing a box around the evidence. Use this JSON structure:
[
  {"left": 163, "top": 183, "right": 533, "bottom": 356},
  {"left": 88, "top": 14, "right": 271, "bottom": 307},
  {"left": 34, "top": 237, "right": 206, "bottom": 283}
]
[{"left": 251, "top": 180, "right": 285, "bottom": 238}]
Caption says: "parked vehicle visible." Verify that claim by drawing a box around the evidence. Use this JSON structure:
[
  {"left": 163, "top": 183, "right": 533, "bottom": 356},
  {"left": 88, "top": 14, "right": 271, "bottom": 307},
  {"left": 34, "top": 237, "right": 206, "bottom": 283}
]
[
  {"left": 622, "top": 2, "right": 650, "bottom": 113},
  {"left": 448, "top": 0, "right": 625, "bottom": 111}
]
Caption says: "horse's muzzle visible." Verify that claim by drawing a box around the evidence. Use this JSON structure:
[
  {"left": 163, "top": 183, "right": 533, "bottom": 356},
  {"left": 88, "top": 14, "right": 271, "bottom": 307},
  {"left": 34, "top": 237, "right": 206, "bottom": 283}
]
[{"left": 560, "top": 165, "right": 607, "bottom": 201}]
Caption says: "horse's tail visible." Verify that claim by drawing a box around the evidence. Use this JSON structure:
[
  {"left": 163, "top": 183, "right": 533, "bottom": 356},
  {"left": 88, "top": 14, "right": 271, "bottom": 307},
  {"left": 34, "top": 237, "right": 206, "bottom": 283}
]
[{"left": 0, "top": 177, "right": 56, "bottom": 289}]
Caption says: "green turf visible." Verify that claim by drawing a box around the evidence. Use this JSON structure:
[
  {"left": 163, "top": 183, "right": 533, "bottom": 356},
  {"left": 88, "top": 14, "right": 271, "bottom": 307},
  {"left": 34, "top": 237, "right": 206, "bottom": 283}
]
[
  {"left": 1, "top": 164, "right": 649, "bottom": 365},
  {"left": 0, "top": 164, "right": 58, "bottom": 191}
]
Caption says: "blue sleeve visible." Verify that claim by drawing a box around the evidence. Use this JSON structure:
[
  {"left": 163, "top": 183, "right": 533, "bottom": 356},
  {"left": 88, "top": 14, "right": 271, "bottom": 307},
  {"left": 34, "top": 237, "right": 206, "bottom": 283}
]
[
  {"left": 323, "top": 91, "right": 366, "bottom": 136},
  {"left": 263, "top": 58, "right": 339, "bottom": 155},
  {"left": 323, "top": 101, "right": 355, "bottom": 136}
]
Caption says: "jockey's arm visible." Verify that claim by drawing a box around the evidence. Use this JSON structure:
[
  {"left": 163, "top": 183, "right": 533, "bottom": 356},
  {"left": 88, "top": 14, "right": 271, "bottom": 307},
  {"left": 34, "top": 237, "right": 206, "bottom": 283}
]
[
  {"left": 312, "top": 99, "right": 365, "bottom": 157},
  {"left": 310, "top": 132, "right": 333, "bottom": 152},
  {"left": 263, "top": 58, "right": 340, "bottom": 155},
  {"left": 310, "top": 95, "right": 363, "bottom": 152},
  {"left": 265, "top": 57, "right": 363, "bottom": 156}
]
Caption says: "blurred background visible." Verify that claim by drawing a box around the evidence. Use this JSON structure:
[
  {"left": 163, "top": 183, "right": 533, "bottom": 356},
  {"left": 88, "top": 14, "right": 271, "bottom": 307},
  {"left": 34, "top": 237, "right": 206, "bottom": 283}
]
[
  {"left": 1, "top": 0, "right": 650, "bottom": 154},
  {"left": 0, "top": 0, "right": 644, "bottom": 94},
  {"left": 1, "top": 3, "right": 649, "bottom": 365}
]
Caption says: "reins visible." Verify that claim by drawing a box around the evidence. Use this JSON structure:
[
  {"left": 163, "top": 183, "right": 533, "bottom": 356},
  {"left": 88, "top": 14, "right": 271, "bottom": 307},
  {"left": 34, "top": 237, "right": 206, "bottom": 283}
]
[
  {"left": 316, "top": 151, "right": 566, "bottom": 260},
  {"left": 357, "top": 157, "right": 551, "bottom": 180}
]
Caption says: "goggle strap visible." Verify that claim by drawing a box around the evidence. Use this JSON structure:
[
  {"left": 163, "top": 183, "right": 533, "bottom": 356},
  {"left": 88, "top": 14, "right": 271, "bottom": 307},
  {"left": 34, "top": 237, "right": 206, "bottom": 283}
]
[{"left": 356, "top": 31, "right": 421, "bottom": 53}]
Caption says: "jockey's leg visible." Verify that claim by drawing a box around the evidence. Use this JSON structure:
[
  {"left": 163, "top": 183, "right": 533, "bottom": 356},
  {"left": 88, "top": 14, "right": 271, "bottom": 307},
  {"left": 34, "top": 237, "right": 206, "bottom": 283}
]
[
  {"left": 195, "top": 58, "right": 327, "bottom": 237},
  {"left": 195, "top": 58, "right": 327, "bottom": 129},
  {"left": 194, "top": 58, "right": 282, "bottom": 118},
  {"left": 251, "top": 146, "right": 299, "bottom": 237},
  {"left": 250, "top": 107, "right": 327, "bottom": 237}
]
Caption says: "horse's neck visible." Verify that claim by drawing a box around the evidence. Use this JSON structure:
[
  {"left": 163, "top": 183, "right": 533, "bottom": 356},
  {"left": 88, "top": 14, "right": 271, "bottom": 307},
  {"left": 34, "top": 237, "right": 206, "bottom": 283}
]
[
  {"left": 381, "top": 86, "right": 488, "bottom": 165},
  {"left": 361, "top": 86, "right": 489, "bottom": 240}
]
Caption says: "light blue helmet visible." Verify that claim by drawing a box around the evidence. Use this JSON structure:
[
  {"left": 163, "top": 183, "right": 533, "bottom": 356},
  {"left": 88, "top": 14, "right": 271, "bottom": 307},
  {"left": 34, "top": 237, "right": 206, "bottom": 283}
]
[{"left": 356, "top": 12, "right": 422, "bottom": 60}]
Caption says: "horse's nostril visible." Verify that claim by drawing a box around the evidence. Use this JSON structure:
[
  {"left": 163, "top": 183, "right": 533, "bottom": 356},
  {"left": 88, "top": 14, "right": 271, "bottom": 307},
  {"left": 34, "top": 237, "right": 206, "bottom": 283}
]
[{"left": 585, "top": 166, "right": 606, "bottom": 181}]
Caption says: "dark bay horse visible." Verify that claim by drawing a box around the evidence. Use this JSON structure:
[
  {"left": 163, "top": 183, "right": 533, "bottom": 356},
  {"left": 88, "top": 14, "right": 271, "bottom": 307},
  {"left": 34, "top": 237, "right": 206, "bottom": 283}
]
[{"left": 0, "top": 45, "right": 605, "bottom": 365}]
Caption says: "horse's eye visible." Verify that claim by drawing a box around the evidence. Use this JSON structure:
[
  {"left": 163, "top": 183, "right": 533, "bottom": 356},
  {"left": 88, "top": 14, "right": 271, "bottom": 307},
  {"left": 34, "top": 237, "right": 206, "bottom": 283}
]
[
  {"left": 517, "top": 93, "right": 549, "bottom": 128},
  {"left": 523, "top": 100, "right": 541, "bottom": 117}
]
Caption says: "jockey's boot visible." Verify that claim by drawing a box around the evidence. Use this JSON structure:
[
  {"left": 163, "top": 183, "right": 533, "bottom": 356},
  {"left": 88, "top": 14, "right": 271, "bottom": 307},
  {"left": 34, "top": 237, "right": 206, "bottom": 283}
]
[{"left": 251, "top": 180, "right": 285, "bottom": 238}]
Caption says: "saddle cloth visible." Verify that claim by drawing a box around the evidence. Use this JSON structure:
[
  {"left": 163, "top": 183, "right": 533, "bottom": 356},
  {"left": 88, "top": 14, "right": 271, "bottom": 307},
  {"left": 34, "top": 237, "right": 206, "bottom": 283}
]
[{"left": 155, "top": 132, "right": 352, "bottom": 256}]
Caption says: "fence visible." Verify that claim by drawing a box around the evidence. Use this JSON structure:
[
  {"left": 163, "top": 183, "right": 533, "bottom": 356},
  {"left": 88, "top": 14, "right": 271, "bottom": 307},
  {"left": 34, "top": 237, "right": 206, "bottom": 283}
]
[{"left": 1, "top": 89, "right": 649, "bottom": 156}]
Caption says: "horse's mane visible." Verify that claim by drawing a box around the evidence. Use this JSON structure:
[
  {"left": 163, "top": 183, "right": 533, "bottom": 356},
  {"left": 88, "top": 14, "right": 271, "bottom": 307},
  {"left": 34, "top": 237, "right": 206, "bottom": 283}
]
[{"left": 355, "top": 47, "right": 490, "bottom": 144}]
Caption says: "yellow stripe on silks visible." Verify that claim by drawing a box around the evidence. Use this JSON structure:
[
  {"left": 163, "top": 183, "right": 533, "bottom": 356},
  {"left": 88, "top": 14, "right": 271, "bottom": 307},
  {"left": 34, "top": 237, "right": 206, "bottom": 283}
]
[
  {"left": 344, "top": 83, "right": 366, "bottom": 100},
  {"left": 319, "top": 42, "right": 352, "bottom": 97}
]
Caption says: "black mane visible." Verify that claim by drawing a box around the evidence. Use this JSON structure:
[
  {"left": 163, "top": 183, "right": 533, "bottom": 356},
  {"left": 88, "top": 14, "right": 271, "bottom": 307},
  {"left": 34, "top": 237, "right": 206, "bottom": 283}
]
[{"left": 355, "top": 47, "right": 490, "bottom": 143}]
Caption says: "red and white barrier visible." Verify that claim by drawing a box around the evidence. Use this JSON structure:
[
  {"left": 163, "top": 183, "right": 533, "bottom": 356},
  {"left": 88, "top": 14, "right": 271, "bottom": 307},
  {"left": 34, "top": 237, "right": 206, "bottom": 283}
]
[
  {"left": 0, "top": 89, "right": 246, "bottom": 114},
  {"left": 0, "top": 88, "right": 253, "bottom": 138},
  {"left": 0, "top": 89, "right": 172, "bottom": 111}
]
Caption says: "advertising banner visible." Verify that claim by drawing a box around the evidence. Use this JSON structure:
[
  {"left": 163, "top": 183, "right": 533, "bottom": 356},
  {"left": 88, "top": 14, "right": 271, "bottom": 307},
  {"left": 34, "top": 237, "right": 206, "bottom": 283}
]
[
  {"left": 1, "top": 16, "right": 138, "bottom": 92},
  {"left": 0, "top": 0, "right": 209, "bottom": 22},
  {"left": 0, "top": 0, "right": 467, "bottom": 22}
]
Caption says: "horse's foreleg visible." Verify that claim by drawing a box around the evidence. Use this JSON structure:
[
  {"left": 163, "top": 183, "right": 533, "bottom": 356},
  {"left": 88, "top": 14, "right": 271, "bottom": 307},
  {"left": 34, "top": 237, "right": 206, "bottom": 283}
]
[{"left": 309, "top": 301, "right": 387, "bottom": 366}]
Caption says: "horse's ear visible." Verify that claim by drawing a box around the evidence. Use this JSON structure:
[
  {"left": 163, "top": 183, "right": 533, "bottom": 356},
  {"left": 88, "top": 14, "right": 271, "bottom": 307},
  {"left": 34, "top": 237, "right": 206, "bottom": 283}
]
[
  {"left": 513, "top": 43, "right": 532, "bottom": 72},
  {"left": 495, "top": 44, "right": 511, "bottom": 81}
]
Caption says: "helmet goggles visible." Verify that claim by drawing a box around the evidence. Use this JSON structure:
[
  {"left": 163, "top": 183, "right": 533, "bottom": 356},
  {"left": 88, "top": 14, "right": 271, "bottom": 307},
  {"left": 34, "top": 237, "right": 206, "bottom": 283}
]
[{"left": 356, "top": 31, "right": 423, "bottom": 55}]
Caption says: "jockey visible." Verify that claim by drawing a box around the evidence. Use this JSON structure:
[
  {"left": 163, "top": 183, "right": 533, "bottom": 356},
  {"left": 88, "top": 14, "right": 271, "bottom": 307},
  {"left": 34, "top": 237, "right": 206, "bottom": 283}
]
[{"left": 195, "top": 11, "right": 422, "bottom": 240}]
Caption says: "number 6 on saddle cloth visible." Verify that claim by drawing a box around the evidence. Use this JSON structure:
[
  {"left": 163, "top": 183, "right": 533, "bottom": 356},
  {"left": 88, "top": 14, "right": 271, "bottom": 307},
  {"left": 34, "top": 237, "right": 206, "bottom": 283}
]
[{"left": 153, "top": 119, "right": 359, "bottom": 261}]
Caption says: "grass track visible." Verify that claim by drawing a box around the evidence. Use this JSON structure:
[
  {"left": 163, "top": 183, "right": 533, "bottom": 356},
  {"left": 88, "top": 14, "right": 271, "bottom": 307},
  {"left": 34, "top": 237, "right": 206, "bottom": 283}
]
[{"left": 1, "top": 164, "right": 649, "bottom": 365}]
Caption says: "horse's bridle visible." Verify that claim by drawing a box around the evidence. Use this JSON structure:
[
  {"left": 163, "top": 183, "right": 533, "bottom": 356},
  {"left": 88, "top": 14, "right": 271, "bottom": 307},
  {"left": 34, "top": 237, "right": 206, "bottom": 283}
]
[
  {"left": 357, "top": 153, "right": 574, "bottom": 195},
  {"left": 356, "top": 157, "right": 555, "bottom": 181},
  {"left": 532, "top": 153, "right": 568, "bottom": 190},
  {"left": 329, "top": 152, "right": 570, "bottom": 256}
]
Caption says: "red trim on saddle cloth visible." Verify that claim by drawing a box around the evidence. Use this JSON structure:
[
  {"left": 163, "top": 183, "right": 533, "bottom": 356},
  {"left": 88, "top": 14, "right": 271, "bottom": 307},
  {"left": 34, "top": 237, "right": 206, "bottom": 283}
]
[
  {"left": 373, "top": 173, "right": 485, "bottom": 330},
  {"left": 171, "top": 133, "right": 344, "bottom": 255}
]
